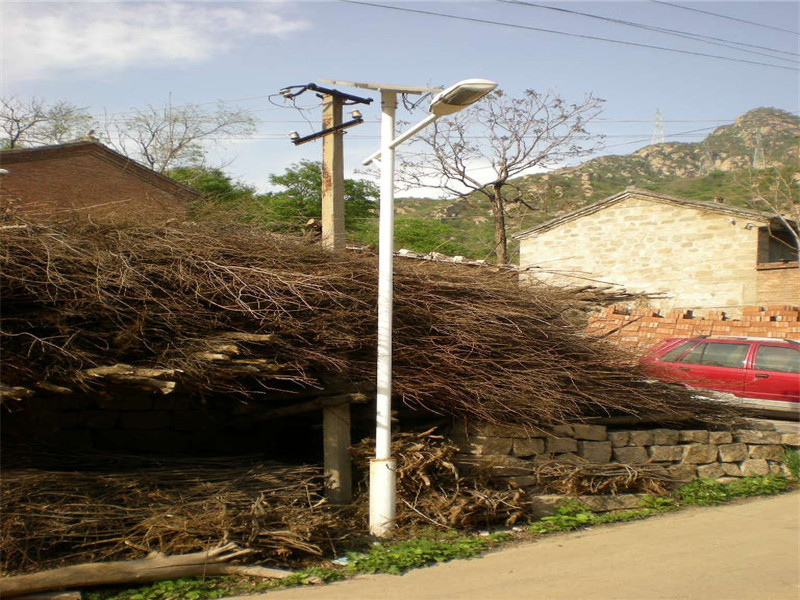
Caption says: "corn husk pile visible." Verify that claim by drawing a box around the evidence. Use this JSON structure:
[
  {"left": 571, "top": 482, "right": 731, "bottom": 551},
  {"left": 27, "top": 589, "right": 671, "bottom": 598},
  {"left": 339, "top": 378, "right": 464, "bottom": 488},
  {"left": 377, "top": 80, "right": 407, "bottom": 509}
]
[
  {"left": 529, "top": 460, "right": 677, "bottom": 496},
  {"left": 0, "top": 457, "right": 351, "bottom": 575},
  {"left": 351, "top": 430, "right": 532, "bottom": 530}
]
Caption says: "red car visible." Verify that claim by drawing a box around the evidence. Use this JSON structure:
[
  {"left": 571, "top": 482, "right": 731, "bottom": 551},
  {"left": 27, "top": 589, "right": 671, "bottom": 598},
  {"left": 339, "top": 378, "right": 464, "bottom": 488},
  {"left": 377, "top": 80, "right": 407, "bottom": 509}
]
[{"left": 640, "top": 336, "right": 800, "bottom": 418}]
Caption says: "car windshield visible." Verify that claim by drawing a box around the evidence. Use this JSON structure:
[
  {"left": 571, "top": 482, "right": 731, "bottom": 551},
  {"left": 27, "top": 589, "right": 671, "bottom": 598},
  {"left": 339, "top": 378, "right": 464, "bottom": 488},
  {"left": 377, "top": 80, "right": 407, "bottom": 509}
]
[{"left": 659, "top": 341, "right": 698, "bottom": 362}]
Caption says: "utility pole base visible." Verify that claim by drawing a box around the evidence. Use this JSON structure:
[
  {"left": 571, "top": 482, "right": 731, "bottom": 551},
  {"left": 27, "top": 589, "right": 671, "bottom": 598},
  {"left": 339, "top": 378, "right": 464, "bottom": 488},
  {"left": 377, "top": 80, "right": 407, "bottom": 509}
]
[{"left": 369, "top": 458, "right": 397, "bottom": 537}]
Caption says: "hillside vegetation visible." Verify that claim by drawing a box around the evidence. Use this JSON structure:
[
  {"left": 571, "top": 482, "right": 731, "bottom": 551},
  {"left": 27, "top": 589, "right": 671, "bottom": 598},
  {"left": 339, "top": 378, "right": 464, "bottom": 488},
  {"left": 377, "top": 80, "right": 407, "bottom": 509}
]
[{"left": 396, "top": 107, "right": 799, "bottom": 261}]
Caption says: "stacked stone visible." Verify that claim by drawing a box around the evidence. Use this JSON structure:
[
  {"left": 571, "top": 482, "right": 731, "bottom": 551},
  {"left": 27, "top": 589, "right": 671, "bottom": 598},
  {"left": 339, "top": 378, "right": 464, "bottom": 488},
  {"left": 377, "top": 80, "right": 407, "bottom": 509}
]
[
  {"left": 452, "top": 422, "right": 799, "bottom": 485},
  {"left": 608, "top": 428, "right": 796, "bottom": 481}
]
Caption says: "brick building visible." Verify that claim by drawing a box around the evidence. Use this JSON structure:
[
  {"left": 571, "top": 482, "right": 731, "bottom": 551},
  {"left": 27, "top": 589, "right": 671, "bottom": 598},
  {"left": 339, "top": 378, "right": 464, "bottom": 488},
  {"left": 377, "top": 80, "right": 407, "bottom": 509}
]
[
  {"left": 0, "top": 141, "right": 198, "bottom": 220},
  {"left": 514, "top": 188, "right": 798, "bottom": 318}
]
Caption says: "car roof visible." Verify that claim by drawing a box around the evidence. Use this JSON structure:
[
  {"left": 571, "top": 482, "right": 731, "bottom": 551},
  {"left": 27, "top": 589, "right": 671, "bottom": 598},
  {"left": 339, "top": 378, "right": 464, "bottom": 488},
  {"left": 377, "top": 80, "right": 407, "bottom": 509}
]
[{"left": 683, "top": 336, "right": 799, "bottom": 345}]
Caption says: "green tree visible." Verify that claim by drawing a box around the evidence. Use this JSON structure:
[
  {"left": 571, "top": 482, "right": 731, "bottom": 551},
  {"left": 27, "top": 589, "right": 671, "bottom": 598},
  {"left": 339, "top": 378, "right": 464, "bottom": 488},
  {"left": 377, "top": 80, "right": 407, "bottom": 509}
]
[
  {"left": 168, "top": 165, "right": 256, "bottom": 203},
  {"left": 394, "top": 219, "right": 469, "bottom": 256},
  {"left": 264, "top": 160, "right": 378, "bottom": 232}
]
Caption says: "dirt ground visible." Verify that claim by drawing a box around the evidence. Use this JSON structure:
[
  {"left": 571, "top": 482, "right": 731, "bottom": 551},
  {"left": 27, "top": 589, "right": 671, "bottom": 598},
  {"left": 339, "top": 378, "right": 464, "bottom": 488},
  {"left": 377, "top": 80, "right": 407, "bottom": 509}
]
[{"left": 228, "top": 490, "right": 800, "bottom": 600}]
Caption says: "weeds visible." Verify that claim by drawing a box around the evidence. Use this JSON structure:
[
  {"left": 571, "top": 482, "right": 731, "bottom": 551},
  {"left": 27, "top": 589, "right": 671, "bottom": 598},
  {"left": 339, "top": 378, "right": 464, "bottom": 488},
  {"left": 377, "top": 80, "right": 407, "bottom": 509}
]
[
  {"left": 529, "top": 500, "right": 599, "bottom": 534},
  {"left": 783, "top": 446, "right": 800, "bottom": 479},
  {"left": 676, "top": 475, "right": 789, "bottom": 506},
  {"left": 529, "top": 474, "right": 790, "bottom": 536},
  {"left": 343, "top": 533, "right": 492, "bottom": 575}
]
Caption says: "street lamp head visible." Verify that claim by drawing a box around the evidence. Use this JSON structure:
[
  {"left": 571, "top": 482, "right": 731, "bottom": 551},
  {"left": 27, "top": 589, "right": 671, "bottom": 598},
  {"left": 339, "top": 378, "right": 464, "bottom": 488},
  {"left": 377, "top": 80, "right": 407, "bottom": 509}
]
[{"left": 428, "top": 78, "right": 498, "bottom": 117}]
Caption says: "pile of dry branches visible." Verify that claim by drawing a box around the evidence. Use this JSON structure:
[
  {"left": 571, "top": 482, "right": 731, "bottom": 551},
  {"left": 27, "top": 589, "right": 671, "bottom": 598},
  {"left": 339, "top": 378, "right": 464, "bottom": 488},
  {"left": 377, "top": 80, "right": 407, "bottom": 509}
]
[
  {"left": 351, "top": 430, "right": 531, "bottom": 529},
  {"left": 529, "top": 460, "right": 676, "bottom": 496},
  {"left": 0, "top": 219, "right": 736, "bottom": 426},
  {"left": 0, "top": 458, "right": 351, "bottom": 574}
]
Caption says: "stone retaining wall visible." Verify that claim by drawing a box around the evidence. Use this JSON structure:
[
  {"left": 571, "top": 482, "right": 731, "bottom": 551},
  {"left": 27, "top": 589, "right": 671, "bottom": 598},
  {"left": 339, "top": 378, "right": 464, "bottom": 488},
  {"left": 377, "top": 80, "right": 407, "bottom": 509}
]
[{"left": 450, "top": 421, "right": 800, "bottom": 490}]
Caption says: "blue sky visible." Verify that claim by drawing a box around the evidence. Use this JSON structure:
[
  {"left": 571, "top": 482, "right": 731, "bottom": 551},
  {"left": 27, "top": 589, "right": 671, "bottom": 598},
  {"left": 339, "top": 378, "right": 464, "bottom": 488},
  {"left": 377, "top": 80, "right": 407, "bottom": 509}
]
[{"left": 2, "top": 1, "right": 798, "bottom": 194}]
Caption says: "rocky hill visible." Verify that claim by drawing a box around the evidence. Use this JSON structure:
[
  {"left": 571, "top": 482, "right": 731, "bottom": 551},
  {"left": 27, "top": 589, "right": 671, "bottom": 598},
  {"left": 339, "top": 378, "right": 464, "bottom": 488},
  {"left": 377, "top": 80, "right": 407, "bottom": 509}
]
[
  {"left": 395, "top": 107, "right": 799, "bottom": 260},
  {"left": 527, "top": 106, "right": 799, "bottom": 200}
]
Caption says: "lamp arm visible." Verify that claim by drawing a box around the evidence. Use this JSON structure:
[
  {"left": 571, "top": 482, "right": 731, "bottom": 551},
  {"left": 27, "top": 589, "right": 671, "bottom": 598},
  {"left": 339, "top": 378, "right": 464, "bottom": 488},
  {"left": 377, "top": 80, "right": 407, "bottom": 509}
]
[{"left": 362, "top": 114, "right": 439, "bottom": 165}]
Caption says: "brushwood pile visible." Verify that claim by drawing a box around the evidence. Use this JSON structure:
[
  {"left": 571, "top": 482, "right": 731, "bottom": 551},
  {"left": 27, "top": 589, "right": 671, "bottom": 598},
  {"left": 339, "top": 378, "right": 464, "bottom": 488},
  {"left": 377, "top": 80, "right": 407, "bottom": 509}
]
[{"left": 0, "top": 219, "right": 734, "bottom": 426}]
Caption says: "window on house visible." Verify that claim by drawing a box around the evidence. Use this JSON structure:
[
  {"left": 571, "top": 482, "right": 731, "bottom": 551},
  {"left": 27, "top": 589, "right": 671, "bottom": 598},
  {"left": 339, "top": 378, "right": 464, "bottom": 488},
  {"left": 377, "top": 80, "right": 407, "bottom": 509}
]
[{"left": 758, "top": 226, "right": 799, "bottom": 264}]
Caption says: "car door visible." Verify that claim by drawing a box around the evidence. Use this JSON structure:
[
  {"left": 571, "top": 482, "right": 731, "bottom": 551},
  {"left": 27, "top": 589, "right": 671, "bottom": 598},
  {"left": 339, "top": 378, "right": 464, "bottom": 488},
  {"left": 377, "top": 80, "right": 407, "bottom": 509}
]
[
  {"left": 743, "top": 343, "right": 800, "bottom": 403},
  {"left": 671, "top": 341, "right": 749, "bottom": 395}
]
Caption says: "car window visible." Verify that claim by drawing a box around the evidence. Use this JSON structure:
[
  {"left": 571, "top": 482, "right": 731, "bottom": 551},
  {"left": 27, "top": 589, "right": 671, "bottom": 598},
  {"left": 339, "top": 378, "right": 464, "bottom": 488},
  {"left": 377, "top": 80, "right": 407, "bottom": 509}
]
[
  {"left": 753, "top": 346, "right": 800, "bottom": 374},
  {"left": 660, "top": 341, "right": 698, "bottom": 362},
  {"left": 679, "top": 342, "right": 749, "bottom": 369}
]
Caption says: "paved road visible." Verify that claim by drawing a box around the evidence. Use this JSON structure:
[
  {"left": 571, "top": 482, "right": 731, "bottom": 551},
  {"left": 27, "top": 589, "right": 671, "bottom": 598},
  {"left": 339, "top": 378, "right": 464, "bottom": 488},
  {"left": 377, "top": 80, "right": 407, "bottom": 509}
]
[{"left": 229, "top": 491, "right": 800, "bottom": 600}]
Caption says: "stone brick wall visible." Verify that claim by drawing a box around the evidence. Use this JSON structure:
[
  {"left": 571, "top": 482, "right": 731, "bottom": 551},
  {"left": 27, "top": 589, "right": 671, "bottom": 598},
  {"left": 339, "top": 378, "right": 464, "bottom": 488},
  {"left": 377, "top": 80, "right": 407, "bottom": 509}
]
[
  {"left": 518, "top": 192, "right": 799, "bottom": 318},
  {"left": 451, "top": 421, "right": 799, "bottom": 491},
  {"left": 519, "top": 195, "right": 762, "bottom": 315},
  {"left": 587, "top": 304, "right": 800, "bottom": 351}
]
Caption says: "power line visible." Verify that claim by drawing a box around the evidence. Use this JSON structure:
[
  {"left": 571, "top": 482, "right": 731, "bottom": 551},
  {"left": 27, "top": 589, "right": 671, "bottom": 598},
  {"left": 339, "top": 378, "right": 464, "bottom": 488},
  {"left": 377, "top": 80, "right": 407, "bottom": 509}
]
[
  {"left": 501, "top": 0, "right": 799, "bottom": 62},
  {"left": 195, "top": 132, "right": 716, "bottom": 141},
  {"left": 600, "top": 126, "right": 719, "bottom": 150},
  {"left": 89, "top": 95, "right": 323, "bottom": 121},
  {"left": 651, "top": 0, "right": 800, "bottom": 36},
  {"left": 340, "top": 0, "right": 797, "bottom": 71}
]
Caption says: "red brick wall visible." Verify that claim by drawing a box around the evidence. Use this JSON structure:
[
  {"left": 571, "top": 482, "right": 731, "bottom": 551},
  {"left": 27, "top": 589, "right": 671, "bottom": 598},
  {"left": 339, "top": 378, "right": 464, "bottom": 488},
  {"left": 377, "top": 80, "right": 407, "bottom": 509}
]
[
  {"left": 1, "top": 151, "right": 187, "bottom": 221},
  {"left": 757, "top": 263, "right": 800, "bottom": 306},
  {"left": 588, "top": 305, "right": 800, "bottom": 352}
]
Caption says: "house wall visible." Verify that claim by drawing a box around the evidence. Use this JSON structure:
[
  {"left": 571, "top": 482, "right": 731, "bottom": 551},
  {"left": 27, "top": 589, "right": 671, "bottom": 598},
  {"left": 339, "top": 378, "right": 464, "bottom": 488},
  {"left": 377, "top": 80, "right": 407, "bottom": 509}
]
[
  {"left": 0, "top": 151, "right": 187, "bottom": 220},
  {"left": 519, "top": 197, "right": 763, "bottom": 317}
]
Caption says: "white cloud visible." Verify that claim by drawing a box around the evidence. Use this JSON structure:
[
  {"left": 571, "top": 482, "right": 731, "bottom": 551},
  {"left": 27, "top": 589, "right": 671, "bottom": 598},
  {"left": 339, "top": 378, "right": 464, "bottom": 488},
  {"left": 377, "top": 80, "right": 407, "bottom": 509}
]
[{"left": 1, "top": 2, "right": 309, "bottom": 82}]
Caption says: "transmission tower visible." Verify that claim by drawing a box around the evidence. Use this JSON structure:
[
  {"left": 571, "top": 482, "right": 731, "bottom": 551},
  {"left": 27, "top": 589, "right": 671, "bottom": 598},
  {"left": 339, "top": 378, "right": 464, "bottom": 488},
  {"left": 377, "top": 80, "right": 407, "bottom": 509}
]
[
  {"left": 651, "top": 109, "right": 665, "bottom": 144},
  {"left": 752, "top": 132, "right": 766, "bottom": 169}
]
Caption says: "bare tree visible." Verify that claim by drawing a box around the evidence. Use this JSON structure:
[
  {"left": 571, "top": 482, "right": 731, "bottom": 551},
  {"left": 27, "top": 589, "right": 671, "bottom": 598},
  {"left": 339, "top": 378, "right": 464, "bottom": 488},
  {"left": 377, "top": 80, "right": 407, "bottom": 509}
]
[
  {"left": 106, "top": 102, "right": 257, "bottom": 173},
  {"left": 744, "top": 168, "right": 799, "bottom": 258},
  {"left": 1, "top": 96, "right": 94, "bottom": 149},
  {"left": 398, "top": 89, "right": 604, "bottom": 264}
]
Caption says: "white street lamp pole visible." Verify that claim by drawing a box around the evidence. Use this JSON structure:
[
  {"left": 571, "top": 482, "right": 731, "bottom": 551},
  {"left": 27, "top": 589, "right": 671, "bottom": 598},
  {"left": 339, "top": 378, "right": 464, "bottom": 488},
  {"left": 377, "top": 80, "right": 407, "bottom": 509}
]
[
  {"left": 362, "top": 79, "right": 498, "bottom": 537},
  {"left": 369, "top": 89, "right": 398, "bottom": 537}
]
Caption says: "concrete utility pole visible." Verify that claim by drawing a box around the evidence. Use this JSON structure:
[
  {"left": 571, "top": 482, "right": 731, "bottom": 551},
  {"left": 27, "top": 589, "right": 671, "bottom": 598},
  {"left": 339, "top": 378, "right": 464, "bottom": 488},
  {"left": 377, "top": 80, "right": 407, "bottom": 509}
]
[
  {"left": 321, "top": 94, "right": 345, "bottom": 250},
  {"left": 280, "top": 82, "right": 372, "bottom": 505},
  {"left": 282, "top": 83, "right": 372, "bottom": 251}
]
